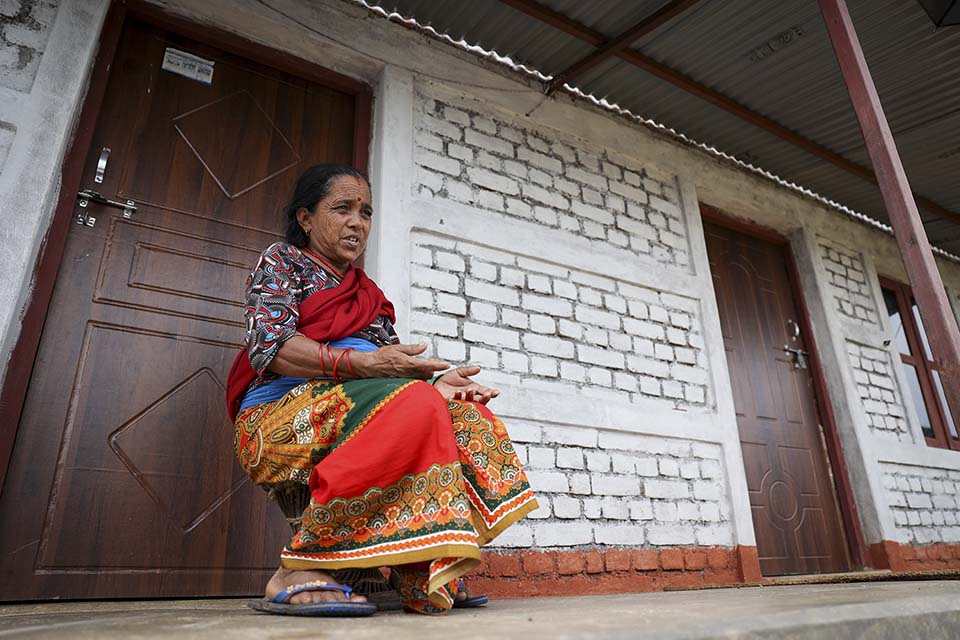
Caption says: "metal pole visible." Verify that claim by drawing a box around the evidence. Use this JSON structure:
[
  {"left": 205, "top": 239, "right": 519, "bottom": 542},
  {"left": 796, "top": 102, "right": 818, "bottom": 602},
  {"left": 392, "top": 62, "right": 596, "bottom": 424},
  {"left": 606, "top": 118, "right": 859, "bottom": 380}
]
[{"left": 818, "top": 0, "right": 960, "bottom": 425}]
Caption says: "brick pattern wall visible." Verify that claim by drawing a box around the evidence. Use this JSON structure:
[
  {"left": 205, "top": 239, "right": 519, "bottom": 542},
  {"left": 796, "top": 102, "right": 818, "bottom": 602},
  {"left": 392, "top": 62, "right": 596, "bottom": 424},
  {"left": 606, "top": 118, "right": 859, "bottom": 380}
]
[
  {"left": 414, "top": 95, "right": 690, "bottom": 269},
  {"left": 847, "top": 341, "right": 912, "bottom": 442},
  {"left": 899, "top": 543, "right": 960, "bottom": 570},
  {"left": 0, "top": 0, "right": 57, "bottom": 92},
  {"left": 411, "top": 232, "right": 711, "bottom": 408},
  {"left": 818, "top": 238, "right": 878, "bottom": 325},
  {"left": 470, "top": 546, "right": 741, "bottom": 597},
  {"left": 483, "top": 422, "right": 732, "bottom": 550},
  {"left": 881, "top": 462, "right": 960, "bottom": 544}
]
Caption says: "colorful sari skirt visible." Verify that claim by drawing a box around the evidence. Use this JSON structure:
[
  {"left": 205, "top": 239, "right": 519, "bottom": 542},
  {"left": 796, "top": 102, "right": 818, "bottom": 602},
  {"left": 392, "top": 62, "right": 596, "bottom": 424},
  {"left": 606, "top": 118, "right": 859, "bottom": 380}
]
[{"left": 234, "top": 378, "right": 538, "bottom": 612}]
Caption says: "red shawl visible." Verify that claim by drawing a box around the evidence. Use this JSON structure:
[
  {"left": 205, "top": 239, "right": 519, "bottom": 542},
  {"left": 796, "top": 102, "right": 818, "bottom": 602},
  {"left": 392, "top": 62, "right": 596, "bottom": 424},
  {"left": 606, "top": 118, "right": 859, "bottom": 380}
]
[{"left": 225, "top": 266, "right": 395, "bottom": 420}]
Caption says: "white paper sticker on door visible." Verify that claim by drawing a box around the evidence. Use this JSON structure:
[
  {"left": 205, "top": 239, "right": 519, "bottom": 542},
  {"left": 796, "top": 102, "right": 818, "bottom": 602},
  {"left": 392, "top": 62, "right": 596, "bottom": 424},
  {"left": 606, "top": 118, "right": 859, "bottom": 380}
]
[{"left": 161, "top": 47, "right": 214, "bottom": 85}]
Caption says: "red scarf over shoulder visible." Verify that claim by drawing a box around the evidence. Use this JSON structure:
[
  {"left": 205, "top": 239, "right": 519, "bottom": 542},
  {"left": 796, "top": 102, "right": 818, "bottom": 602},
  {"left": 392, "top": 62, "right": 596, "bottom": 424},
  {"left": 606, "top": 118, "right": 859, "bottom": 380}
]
[{"left": 225, "top": 266, "right": 395, "bottom": 420}]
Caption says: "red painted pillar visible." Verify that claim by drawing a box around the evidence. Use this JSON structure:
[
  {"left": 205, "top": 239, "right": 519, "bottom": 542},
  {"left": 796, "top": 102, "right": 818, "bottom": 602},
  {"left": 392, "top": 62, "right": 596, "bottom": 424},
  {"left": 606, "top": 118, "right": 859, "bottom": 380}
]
[{"left": 818, "top": 0, "right": 960, "bottom": 422}]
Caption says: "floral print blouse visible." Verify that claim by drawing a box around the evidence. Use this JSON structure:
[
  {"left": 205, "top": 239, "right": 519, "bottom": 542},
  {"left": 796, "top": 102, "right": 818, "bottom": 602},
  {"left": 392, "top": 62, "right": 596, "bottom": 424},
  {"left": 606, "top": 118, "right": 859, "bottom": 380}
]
[{"left": 243, "top": 242, "right": 398, "bottom": 391}]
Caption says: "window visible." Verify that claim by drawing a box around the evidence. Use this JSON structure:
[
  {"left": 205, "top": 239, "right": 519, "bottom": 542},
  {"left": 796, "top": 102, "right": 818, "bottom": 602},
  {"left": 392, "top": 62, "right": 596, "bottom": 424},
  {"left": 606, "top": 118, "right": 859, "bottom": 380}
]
[{"left": 881, "top": 278, "right": 959, "bottom": 449}]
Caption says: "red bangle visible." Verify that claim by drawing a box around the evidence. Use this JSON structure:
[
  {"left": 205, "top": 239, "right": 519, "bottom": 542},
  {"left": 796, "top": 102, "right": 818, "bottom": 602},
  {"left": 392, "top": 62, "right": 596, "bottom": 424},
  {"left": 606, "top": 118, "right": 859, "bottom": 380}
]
[
  {"left": 332, "top": 348, "right": 348, "bottom": 382},
  {"left": 345, "top": 348, "right": 355, "bottom": 378}
]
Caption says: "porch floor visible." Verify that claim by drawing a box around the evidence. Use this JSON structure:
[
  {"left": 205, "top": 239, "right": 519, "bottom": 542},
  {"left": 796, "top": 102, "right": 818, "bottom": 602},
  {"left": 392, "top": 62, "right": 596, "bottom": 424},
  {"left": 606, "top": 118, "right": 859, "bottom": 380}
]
[{"left": 3, "top": 580, "right": 960, "bottom": 639}]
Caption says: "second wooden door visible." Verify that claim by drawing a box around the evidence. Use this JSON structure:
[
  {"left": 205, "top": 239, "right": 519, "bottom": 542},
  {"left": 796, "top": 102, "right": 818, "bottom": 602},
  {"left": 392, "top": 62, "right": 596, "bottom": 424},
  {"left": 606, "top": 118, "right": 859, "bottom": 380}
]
[{"left": 705, "top": 222, "right": 851, "bottom": 576}]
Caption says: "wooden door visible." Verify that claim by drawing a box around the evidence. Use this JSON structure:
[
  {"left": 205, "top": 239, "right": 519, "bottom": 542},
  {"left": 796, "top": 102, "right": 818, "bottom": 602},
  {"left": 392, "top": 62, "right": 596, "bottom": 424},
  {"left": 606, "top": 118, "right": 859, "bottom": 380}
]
[
  {"left": 705, "top": 223, "right": 851, "bottom": 576},
  {"left": 0, "top": 19, "right": 361, "bottom": 600}
]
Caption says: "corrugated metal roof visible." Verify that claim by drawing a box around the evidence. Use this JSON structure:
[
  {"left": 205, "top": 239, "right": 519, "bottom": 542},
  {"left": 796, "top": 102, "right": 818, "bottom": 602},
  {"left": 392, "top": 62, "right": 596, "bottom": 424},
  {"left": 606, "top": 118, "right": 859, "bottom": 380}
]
[{"left": 365, "top": 0, "right": 960, "bottom": 255}]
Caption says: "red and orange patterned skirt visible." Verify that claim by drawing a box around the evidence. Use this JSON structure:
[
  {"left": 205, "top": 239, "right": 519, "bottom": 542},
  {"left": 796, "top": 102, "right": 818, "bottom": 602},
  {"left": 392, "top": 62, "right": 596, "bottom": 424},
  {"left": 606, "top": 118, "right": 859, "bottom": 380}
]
[{"left": 234, "top": 378, "right": 538, "bottom": 613}]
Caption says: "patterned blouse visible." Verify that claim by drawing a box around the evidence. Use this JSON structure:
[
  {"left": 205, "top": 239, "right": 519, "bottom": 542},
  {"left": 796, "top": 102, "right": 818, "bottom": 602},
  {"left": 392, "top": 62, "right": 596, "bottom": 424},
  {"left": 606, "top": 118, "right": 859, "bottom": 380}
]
[{"left": 243, "top": 242, "right": 399, "bottom": 392}]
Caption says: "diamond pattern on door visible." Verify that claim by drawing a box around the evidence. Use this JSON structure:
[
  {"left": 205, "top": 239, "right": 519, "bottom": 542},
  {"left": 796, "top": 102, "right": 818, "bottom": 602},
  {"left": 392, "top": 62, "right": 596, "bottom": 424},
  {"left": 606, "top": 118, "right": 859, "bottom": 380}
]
[
  {"left": 173, "top": 90, "right": 300, "bottom": 198},
  {"left": 109, "top": 368, "right": 243, "bottom": 532}
]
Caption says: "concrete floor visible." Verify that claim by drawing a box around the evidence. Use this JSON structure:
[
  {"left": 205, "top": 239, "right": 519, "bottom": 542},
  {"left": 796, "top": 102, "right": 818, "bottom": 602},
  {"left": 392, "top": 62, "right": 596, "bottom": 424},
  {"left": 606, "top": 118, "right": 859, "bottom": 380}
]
[{"left": 2, "top": 581, "right": 960, "bottom": 639}]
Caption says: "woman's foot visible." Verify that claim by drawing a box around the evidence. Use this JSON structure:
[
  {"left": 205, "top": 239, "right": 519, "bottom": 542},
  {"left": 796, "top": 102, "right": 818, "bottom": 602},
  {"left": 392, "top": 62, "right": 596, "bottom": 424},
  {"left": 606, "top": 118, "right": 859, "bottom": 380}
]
[
  {"left": 455, "top": 584, "right": 471, "bottom": 603},
  {"left": 265, "top": 567, "right": 369, "bottom": 605},
  {"left": 453, "top": 578, "right": 490, "bottom": 608}
]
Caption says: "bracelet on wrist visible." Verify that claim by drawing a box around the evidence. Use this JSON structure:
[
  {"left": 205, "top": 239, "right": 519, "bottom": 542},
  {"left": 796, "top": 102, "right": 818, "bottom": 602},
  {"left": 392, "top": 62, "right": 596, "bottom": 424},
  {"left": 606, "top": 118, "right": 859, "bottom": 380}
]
[
  {"left": 332, "top": 348, "right": 348, "bottom": 382},
  {"left": 345, "top": 348, "right": 355, "bottom": 378}
]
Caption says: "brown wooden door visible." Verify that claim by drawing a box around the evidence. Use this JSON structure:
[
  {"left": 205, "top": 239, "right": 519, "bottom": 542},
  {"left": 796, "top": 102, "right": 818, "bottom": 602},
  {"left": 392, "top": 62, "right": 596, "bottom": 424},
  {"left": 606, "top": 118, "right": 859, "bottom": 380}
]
[
  {"left": 0, "top": 19, "right": 361, "bottom": 600},
  {"left": 705, "top": 223, "right": 851, "bottom": 576}
]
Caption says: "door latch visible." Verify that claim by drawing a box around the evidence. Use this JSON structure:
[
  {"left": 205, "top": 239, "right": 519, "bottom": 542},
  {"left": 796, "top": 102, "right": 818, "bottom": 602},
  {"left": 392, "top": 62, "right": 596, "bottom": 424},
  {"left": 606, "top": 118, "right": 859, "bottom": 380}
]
[
  {"left": 783, "top": 345, "right": 809, "bottom": 370},
  {"left": 75, "top": 197, "right": 96, "bottom": 227},
  {"left": 75, "top": 189, "right": 137, "bottom": 227}
]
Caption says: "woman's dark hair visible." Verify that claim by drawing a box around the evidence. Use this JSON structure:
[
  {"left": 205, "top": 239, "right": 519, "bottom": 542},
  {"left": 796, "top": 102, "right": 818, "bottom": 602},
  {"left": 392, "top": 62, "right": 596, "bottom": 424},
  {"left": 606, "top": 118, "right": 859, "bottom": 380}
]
[{"left": 284, "top": 164, "right": 369, "bottom": 247}]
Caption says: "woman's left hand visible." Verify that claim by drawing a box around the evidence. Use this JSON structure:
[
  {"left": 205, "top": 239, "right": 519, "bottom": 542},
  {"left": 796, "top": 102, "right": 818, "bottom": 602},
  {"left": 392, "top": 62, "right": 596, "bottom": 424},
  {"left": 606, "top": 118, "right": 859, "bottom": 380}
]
[{"left": 434, "top": 365, "right": 500, "bottom": 404}]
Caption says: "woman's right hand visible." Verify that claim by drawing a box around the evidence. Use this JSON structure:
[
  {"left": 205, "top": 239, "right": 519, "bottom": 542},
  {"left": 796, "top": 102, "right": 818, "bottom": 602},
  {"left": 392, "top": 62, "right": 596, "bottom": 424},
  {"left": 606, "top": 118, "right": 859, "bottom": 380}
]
[{"left": 353, "top": 343, "right": 450, "bottom": 380}]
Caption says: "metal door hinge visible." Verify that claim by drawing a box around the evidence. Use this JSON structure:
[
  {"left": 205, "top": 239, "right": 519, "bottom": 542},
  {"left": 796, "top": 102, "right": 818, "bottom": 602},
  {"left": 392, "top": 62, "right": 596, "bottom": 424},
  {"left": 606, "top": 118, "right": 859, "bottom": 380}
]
[{"left": 75, "top": 189, "right": 137, "bottom": 227}]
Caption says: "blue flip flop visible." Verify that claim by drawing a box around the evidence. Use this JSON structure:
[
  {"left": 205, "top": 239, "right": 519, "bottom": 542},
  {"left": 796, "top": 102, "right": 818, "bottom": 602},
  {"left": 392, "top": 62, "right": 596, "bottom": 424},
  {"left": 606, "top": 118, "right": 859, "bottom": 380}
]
[
  {"left": 452, "top": 578, "right": 488, "bottom": 609},
  {"left": 248, "top": 580, "right": 377, "bottom": 617}
]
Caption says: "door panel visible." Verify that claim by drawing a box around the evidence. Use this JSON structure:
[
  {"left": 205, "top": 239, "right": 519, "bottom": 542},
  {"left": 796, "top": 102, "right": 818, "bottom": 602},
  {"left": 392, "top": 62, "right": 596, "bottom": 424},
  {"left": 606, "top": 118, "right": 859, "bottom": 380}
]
[
  {"left": 94, "top": 219, "right": 263, "bottom": 323},
  {"left": 705, "top": 223, "right": 851, "bottom": 576},
  {"left": 0, "top": 19, "right": 361, "bottom": 599}
]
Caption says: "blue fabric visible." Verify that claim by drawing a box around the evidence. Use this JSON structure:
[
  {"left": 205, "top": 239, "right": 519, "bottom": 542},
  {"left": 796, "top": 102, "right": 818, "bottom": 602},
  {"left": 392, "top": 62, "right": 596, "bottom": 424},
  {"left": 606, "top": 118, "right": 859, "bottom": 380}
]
[
  {"left": 239, "top": 376, "right": 310, "bottom": 409},
  {"left": 238, "top": 338, "right": 378, "bottom": 410},
  {"left": 329, "top": 337, "right": 380, "bottom": 352}
]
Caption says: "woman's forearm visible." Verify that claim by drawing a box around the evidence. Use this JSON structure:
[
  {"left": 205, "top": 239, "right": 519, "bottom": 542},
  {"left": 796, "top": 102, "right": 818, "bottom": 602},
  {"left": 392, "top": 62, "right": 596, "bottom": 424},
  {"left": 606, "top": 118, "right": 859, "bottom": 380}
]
[
  {"left": 266, "top": 336, "right": 448, "bottom": 380},
  {"left": 266, "top": 335, "right": 360, "bottom": 379}
]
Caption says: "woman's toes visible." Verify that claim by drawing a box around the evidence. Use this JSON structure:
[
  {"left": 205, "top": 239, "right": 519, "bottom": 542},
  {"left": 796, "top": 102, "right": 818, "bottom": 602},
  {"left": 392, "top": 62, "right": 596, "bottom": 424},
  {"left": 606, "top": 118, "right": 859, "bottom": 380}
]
[
  {"left": 293, "top": 583, "right": 367, "bottom": 604},
  {"left": 264, "top": 568, "right": 369, "bottom": 604}
]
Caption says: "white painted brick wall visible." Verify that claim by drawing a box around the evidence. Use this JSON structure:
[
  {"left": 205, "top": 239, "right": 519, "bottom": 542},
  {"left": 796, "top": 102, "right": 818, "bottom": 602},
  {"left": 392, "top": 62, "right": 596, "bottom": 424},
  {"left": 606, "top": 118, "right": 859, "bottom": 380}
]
[
  {"left": 414, "top": 95, "right": 690, "bottom": 269},
  {"left": 881, "top": 462, "right": 960, "bottom": 544},
  {"left": 846, "top": 341, "right": 912, "bottom": 443},
  {"left": 819, "top": 237, "right": 878, "bottom": 326},
  {"left": 491, "top": 424, "right": 733, "bottom": 548},
  {"left": 0, "top": 0, "right": 57, "bottom": 92},
  {"left": 410, "top": 231, "right": 711, "bottom": 408}
]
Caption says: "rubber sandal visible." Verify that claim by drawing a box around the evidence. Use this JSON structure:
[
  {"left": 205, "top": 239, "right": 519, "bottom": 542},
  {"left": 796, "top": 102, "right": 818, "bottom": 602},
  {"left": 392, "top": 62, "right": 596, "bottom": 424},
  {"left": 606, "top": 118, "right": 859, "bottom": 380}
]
[
  {"left": 452, "top": 578, "right": 488, "bottom": 609},
  {"left": 248, "top": 580, "right": 377, "bottom": 617}
]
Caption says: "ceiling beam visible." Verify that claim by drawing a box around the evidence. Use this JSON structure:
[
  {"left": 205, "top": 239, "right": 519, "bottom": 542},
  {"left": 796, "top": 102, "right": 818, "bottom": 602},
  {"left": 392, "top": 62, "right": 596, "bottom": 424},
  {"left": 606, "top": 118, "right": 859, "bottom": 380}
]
[
  {"left": 499, "top": 0, "right": 960, "bottom": 226},
  {"left": 545, "top": 0, "right": 702, "bottom": 96}
]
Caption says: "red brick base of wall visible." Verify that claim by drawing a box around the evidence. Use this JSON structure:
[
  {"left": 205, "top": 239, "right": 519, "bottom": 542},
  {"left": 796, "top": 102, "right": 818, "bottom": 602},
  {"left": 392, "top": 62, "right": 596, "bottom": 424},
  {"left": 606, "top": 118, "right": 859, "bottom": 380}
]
[
  {"left": 870, "top": 540, "right": 960, "bottom": 572},
  {"left": 469, "top": 541, "right": 960, "bottom": 599},
  {"left": 468, "top": 546, "right": 757, "bottom": 598}
]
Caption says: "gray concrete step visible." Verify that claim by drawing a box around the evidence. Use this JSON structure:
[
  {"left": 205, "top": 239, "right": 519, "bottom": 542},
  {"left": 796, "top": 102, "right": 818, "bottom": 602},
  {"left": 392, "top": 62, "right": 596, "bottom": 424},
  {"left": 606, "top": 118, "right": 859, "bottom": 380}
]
[{"left": 2, "top": 580, "right": 960, "bottom": 639}]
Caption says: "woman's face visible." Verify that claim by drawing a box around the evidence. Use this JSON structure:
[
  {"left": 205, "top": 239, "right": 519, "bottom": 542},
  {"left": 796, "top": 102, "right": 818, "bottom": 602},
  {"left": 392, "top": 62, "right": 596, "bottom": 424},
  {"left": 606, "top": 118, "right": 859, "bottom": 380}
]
[{"left": 297, "top": 175, "right": 373, "bottom": 272}]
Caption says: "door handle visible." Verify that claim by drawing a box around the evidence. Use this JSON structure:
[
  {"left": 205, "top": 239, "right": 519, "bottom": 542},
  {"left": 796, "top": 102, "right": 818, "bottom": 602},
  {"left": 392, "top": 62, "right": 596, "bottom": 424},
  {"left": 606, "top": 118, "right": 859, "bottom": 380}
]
[
  {"left": 75, "top": 189, "right": 137, "bottom": 227},
  {"left": 94, "top": 147, "right": 110, "bottom": 184},
  {"left": 787, "top": 318, "right": 801, "bottom": 341}
]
